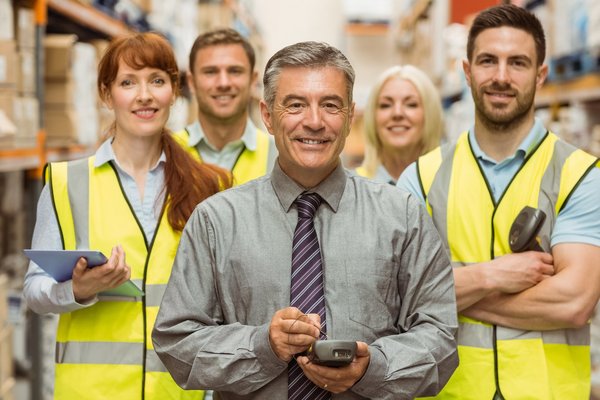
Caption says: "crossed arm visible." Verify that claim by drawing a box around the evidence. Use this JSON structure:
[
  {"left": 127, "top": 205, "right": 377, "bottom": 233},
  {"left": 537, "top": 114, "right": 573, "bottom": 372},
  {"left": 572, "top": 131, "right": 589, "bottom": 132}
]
[{"left": 457, "top": 243, "right": 600, "bottom": 330}]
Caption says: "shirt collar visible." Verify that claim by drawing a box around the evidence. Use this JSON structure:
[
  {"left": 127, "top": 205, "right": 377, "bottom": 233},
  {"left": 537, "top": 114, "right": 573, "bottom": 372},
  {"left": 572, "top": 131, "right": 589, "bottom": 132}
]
[
  {"left": 374, "top": 164, "right": 396, "bottom": 185},
  {"left": 93, "top": 138, "right": 167, "bottom": 170},
  {"left": 468, "top": 117, "right": 547, "bottom": 163},
  {"left": 186, "top": 118, "right": 258, "bottom": 151},
  {"left": 271, "top": 160, "right": 347, "bottom": 214}
]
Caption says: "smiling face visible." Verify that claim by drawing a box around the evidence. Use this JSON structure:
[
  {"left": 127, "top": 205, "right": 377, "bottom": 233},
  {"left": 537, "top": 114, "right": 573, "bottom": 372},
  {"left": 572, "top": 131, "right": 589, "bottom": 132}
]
[
  {"left": 375, "top": 77, "right": 425, "bottom": 157},
  {"left": 260, "top": 66, "right": 354, "bottom": 188},
  {"left": 463, "top": 26, "right": 547, "bottom": 131},
  {"left": 104, "top": 60, "right": 174, "bottom": 140},
  {"left": 187, "top": 44, "right": 257, "bottom": 125}
]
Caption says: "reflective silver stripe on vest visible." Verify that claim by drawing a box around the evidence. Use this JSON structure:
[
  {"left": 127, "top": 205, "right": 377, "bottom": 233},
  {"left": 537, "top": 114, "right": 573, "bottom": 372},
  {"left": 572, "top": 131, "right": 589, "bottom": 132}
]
[
  {"left": 457, "top": 321, "right": 587, "bottom": 347},
  {"left": 146, "top": 348, "right": 168, "bottom": 372},
  {"left": 536, "top": 140, "right": 578, "bottom": 249},
  {"left": 56, "top": 341, "right": 143, "bottom": 364},
  {"left": 145, "top": 283, "right": 168, "bottom": 308},
  {"left": 426, "top": 142, "right": 455, "bottom": 249},
  {"left": 542, "top": 327, "right": 589, "bottom": 345},
  {"left": 67, "top": 159, "right": 90, "bottom": 249},
  {"left": 457, "top": 321, "right": 494, "bottom": 348},
  {"left": 56, "top": 341, "right": 170, "bottom": 372}
]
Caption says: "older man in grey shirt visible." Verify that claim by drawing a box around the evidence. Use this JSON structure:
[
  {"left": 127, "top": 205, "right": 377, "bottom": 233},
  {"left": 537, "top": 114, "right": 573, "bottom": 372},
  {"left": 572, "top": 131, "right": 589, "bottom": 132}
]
[{"left": 153, "top": 41, "right": 457, "bottom": 399}]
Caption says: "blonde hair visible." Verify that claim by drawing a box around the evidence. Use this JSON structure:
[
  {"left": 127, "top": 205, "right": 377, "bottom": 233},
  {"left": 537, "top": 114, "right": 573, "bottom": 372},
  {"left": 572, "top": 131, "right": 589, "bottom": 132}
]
[{"left": 360, "top": 65, "right": 443, "bottom": 177}]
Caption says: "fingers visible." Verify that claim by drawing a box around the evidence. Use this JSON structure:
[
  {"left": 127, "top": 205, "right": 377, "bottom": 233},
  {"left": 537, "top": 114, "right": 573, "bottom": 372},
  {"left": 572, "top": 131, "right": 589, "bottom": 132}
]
[
  {"left": 355, "top": 341, "right": 369, "bottom": 357},
  {"left": 72, "top": 256, "right": 89, "bottom": 277},
  {"left": 269, "top": 308, "right": 321, "bottom": 362},
  {"left": 298, "top": 343, "right": 370, "bottom": 394}
]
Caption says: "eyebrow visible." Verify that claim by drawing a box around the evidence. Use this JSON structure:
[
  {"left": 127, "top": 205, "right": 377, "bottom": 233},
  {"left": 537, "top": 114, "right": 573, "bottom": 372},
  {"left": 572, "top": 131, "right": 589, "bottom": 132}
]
[
  {"left": 281, "top": 94, "right": 345, "bottom": 103},
  {"left": 281, "top": 94, "right": 306, "bottom": 104},
  {"left": 475, "top": 52, "right": 533, "bottom": 63},
  {"left": 380, "top": 94, "right": 419, "bottom": 102}
]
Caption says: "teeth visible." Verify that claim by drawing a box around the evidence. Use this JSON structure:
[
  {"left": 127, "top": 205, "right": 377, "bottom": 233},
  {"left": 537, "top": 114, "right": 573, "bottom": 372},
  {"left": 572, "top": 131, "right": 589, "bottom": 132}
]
[
  {"left": 215, "top": 95, "right": 233, "bottom": 100},
  {"left": 389, "top": 126, "right": 408, "bottom": 132},
  {"left": 301, "top": 139, "right": 323, "bottom": 144},
  {"left": 135, "top": 110, "right": 155, "bottom": 117}
]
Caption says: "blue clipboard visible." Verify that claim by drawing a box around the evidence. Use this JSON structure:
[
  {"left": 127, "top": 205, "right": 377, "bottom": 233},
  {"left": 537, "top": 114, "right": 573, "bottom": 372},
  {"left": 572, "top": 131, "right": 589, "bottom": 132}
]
[{"left": 24, "top": 249, "right": 144, "bottom": 297}]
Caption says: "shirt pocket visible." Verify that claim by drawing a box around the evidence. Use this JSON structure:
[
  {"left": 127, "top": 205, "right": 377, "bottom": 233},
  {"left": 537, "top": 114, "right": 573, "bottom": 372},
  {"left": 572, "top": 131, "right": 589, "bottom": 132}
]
[{"left": 345, "top": 257, "right": 397, "bottom": 334}]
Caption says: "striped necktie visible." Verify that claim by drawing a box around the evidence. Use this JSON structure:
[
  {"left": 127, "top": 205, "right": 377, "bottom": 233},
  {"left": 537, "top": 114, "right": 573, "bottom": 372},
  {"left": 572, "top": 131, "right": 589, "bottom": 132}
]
[{"left": 288, "top": 192, "right": 330, "bottom": 400}]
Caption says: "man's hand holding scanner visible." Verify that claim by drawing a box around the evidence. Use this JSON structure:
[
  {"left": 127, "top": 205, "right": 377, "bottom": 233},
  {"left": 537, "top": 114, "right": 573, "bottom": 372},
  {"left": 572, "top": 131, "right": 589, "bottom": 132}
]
[
  {"left": 269, "top": 308, "right": 321, "bottom": 362},
  {"left": 298, "top": 341, "right": 370, "bottom": 393},
  {"left": 268, "top": 307, "right": 369, "bottom": 393},
  {"left": 72, "top": 245, "right": 131, "bottom": 302}
]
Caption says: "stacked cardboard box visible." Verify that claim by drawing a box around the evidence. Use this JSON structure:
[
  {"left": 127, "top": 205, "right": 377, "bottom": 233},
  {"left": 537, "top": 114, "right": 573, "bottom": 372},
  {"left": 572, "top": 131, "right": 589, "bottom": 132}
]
[
  {"left": 0, "top": 0, "right": 17, "bottom": 145},
  {"left": 44, "top": 34, "right": 99, "bottom": 145},
  {"left": 0, "top": 1, "right": 38, "bottom": 150}
]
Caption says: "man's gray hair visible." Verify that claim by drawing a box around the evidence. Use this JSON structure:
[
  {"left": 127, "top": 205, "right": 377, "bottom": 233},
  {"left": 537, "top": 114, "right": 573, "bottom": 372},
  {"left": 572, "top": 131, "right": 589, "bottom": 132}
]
[{"left": 262, "top": 41, "right": 355, "bottom": 109}]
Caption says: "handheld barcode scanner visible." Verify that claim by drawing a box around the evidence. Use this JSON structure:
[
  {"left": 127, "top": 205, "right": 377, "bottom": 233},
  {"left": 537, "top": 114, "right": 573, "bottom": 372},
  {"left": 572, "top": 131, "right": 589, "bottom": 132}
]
[
  {"left": 306, "top": 340, "right": 356, "bottom": 367},
  {"left": 509, "top": 206, "right": 546, "bottom": 253}
]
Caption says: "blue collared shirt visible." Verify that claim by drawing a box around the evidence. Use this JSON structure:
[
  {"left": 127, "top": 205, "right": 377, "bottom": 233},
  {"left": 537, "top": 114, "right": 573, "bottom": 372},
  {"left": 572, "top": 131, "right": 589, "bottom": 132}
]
[
  {"left": 23, "top": 138, "right": 167, "bottom": 314},
  {"left": 397, "top": 118, "right": 600, "bottom": 247},
  {"left": 185, "top": 119, "right": 258, "bottom": 170},
  {"left": 468, "top": 118, "right": 546, "bottom": 202}
]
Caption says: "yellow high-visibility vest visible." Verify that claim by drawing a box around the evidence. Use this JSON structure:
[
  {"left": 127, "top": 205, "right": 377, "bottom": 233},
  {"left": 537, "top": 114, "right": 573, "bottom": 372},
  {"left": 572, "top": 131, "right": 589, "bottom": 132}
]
[
  {"left": 47, "top": 157, "right": 203, "bottom": 400},
  {"left": 354, "top": 166, "right": 369, "bottom": 178},
  {"left": 173, "top": 128, "right": 275, "bottom": 186},
  {"left": 417, "top": 131, "right": 598, "bottom": 400}
]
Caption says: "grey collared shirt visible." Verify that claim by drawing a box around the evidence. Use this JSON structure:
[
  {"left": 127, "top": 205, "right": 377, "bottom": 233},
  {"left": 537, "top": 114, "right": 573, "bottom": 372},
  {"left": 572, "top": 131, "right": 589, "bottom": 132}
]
[
  {"left": 153, "top": 161, "right": 458, "bottom": 400},
  {"left": 185, "top": 119, "right": 259, "bottom": 170}
]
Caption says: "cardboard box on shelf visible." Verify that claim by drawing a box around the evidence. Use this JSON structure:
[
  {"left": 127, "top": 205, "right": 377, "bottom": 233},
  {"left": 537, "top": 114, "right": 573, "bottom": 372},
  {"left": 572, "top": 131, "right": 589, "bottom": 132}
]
[
  {"left": 45, "top": 105, "right": 99, "bottom": 145},
  {"left": 45, "top": 80, "right": 75, "bottom": 105},
  {"left": 12, "top": 96, "right": 39, "bottom": 139},
  {"left": 131, "top": 0, "right": 152, "bottom": 14},
  {"left": 197, "top": 2, "right": 233, "bottom": 33},
  {"left": 44, "top": 34, "right": 78, "bottom": 79},
  {"left": 0, "top": 113, "right": 16, "bottom": 139},
  {"left": 1, "top": 211, "right": 26, "bottom": 256},
  {"left": 0, "top": 87, "right": 15, "bottom": 121},
  {"left": 90, "top": 39, "right": 110, "bottom": 62},
  {"left": 0, "top": 0, "right": 14, "bottom": 41},
  {"left": 0, "top": 171, "right": 23, "bottom": 215},
  {"left": 15, "top": 7, "right": 35, "bottom": 50},
  {"left": 0, "top": 40, "right": 17, "bottom": 87},
  {"left": 45, "top": 107, "right": 78, "bottom": 142},
  {"left": 17, "top": 48, "right": 35, "bottom": 95}
]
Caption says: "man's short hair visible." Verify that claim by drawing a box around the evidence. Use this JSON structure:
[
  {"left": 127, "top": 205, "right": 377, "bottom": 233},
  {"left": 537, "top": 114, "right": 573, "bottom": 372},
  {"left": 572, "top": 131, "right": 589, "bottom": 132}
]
[
  {"left": 467, "top": 4, "right": 546, "bottom": 66},
  {"left": 262, "top": 41, "right": 355, "bottom": 109},
  {"left": 189, "top": 28, "right": 256, "bottom": 72}
]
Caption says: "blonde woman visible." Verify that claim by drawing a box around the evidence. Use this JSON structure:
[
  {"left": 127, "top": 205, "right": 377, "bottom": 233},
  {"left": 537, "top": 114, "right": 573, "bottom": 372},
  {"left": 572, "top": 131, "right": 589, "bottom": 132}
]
[{"left": 356, "top": 65, "right": 443, "bottom": 184}]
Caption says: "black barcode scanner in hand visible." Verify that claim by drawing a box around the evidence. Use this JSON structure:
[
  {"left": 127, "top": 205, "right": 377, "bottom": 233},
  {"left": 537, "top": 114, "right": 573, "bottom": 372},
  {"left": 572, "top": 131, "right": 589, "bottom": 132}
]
[{"left": 509, "top": 206, "right": 546, "bottom": 252}]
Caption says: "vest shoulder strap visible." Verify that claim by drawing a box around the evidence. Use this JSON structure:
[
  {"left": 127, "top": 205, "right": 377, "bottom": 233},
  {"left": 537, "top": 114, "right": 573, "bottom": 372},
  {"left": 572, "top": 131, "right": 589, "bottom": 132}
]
[
  {"left": 417, "top": 133, "right": 465, "bottom": 200},
  {"left": 553, "top": 137, "right": 600, "bottom": 213},
  {"left": 172, "top": 129, "right": 201, "bottom": 160},
  {"left": 231, "top": 128, "right": 273, "bottom": 183},
  {"left": 48, "top": 157, "right": 94, "bottom": 250}
]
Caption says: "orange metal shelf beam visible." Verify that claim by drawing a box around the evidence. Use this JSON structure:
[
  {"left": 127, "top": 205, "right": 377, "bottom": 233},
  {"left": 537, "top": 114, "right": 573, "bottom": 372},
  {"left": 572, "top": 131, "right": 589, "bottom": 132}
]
[{"left": 47, "top": 0, "right": 132, "bottom": 38}]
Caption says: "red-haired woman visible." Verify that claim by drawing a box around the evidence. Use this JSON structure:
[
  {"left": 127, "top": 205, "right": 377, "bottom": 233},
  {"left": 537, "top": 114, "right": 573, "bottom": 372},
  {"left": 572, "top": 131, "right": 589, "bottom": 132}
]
[{"left": 23, "top": 32, "right": 231, "bottom": 399}]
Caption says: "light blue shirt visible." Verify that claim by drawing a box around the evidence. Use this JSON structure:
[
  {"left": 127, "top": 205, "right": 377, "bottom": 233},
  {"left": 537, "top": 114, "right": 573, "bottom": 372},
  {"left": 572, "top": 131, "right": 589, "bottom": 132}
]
[
  {"left": 397, "top": 118, "right": 600, "bottom": 247},
  {"left": 373, "top": 164, "right": 397, "bottom": 185},
  {"left": 185, "top": 118, "right": 259, "bottom": 170},
  {"left": 23, "top": 139, "right": 166, "bottom": 314}
]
